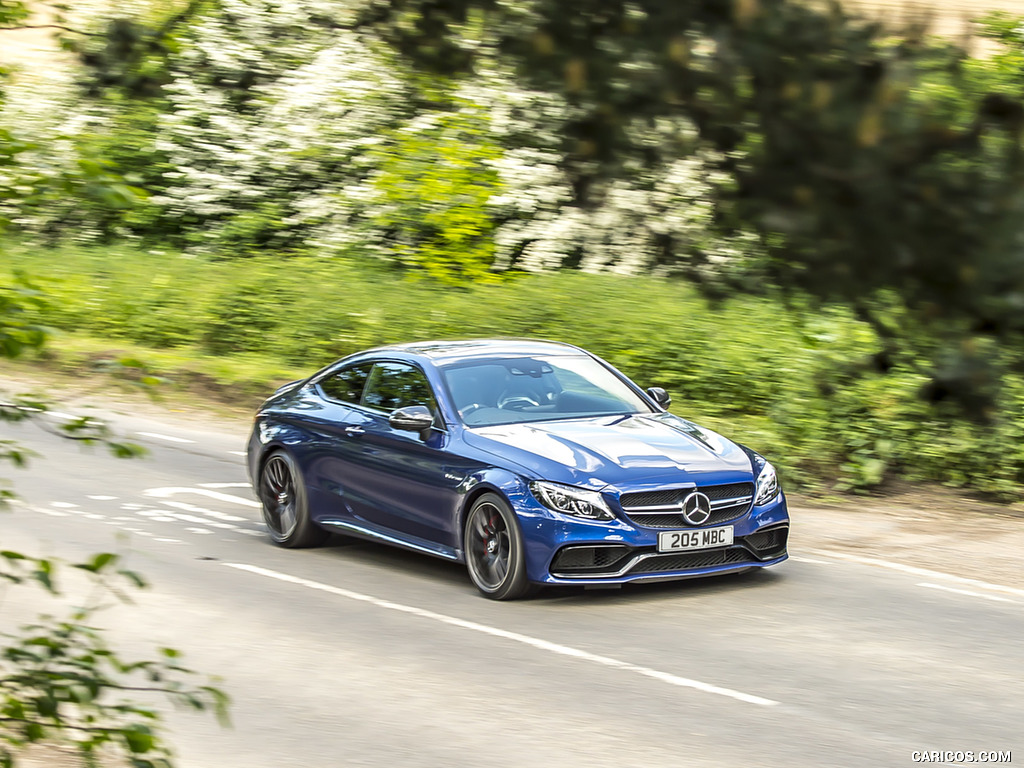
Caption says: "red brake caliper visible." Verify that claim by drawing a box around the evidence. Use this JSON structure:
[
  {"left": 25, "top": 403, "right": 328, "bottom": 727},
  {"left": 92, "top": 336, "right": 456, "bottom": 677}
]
[{"left": 483, "top": 513, "right": 496, "bottom": 554}]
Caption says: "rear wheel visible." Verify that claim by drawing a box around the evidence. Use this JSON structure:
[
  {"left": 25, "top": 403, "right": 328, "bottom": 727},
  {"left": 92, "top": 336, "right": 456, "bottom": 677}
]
[
  {"left": 258, "top": 450, "right": 328, "bottom": 548},
  {"left": 464, "top": 493, "right": 534, "bottom": 600}
]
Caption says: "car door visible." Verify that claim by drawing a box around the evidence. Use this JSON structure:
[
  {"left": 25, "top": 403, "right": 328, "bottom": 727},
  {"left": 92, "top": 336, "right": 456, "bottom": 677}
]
[
  {"left": 339, "top": 361, "right": 460, "bottom": 547},
  {"left": 300, "top": 361, "right": 376, "bottom": 523}
]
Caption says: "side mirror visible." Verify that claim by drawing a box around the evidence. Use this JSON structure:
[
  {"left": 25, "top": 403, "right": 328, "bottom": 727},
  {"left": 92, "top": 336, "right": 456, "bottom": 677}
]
[
  {"left": 646, "top": 387, "right": 671, "bottom": 409},
  {"left": 388, "top": 405, "right": 435, "bottom": 433}
]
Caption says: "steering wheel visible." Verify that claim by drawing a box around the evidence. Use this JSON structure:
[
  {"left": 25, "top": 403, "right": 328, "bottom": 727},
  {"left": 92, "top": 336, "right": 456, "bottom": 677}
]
[
  {"left": 460, "top": 403, "right": 485, "bottom": 418},
  {"left": 497, "top": 395, "right": 540, "bottom": 411}
]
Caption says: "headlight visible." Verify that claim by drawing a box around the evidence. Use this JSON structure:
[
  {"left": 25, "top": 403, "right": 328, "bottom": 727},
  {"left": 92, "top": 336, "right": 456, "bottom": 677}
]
[
  {"left": 530, "top": 481, "right": 614, "bottom": 521},
  {"left": 754, "top": 462, "right": 780, "bottom": 505}
]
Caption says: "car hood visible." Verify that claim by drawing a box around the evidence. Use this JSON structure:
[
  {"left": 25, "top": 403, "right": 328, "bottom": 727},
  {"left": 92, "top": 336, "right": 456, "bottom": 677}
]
[{"left": 463, "top": 412, "right": 755, "bottom": 492}]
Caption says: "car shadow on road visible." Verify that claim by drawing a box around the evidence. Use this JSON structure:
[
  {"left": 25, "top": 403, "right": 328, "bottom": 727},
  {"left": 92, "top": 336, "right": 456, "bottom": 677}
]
[
  {"left": 319, "top": 533, "right": 470, "bottom": 586},
  {"left": 319, "top": 533, "right": 786, "bottom": 605},
  {"left": 535, "top": 568, "right": 786, "bottom": 607}
]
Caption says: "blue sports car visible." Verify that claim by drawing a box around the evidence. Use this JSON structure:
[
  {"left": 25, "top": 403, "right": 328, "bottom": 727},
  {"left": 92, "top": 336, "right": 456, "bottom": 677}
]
[{"left": 247, "top": 339, "right": 789, "bottom": 599}]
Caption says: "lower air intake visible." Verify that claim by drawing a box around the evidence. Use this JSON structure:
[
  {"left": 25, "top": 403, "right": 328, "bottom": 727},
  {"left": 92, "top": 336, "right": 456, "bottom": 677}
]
[{"left": 627, "top": 547, "right": 757, "bottom": 574}]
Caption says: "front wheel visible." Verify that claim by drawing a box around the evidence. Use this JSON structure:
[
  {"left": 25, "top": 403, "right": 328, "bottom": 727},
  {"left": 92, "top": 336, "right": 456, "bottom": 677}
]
[
  {"left": 258, "top": 450, "right": 328, "bottom": 548},
  {"left": 464, "top": 493, "right": 534, "bottom": 600}
]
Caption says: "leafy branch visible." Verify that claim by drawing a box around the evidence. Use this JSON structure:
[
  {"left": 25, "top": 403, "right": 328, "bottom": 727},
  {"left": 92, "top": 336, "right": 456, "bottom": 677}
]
[
  {"left": 0, "top": 266, "right": 223, "bottom": 766},
  {"left": 0, "top": 23, "right": 101, "bottom": 35},
  {"left": 0, "top": 553, "right": 230, "bottom": 768}
]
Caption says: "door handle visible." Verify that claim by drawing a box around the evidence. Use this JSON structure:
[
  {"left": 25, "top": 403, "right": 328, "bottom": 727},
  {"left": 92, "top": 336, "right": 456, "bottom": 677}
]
[{"left": 344, "top": 426, "right": 365, "bottom": 436}]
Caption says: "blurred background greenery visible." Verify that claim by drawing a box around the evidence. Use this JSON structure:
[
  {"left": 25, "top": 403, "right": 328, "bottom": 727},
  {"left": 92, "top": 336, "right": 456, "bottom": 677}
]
[{"left": 4, "top": 0, "right": 1024, "bottom": 497}]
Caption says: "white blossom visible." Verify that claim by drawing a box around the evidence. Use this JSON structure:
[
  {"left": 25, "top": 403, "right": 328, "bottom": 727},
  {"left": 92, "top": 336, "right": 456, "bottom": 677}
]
[{"left": 1, "top": 0, "right": 758, "bottom": 277}]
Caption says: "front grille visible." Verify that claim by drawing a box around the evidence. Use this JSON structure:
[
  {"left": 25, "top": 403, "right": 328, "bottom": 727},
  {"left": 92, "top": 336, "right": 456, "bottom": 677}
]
[
  {"left": 620, "top": 482, "right": 754, "bottom": 528},
  {"left": 551, "top": 545, "right": 632, "bottom": 574},
  {"left": 620, "top": 482, "right": 753, "bottom": 508},
  {"left": 627, "top": 547, "right": 757, "bottom": 574},
  {"left": 743, "top": 525, "right": 789, "bottom": 558},
  {"left": 620, "top": 488, "right": 681, "bottom": 507},
  {"left": 627, "top": 506, "right": 744, "bottom": 529}
]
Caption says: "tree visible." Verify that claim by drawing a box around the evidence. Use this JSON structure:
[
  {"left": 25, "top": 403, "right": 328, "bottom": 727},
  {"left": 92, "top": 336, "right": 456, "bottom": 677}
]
[
  {"left": 10, "top": 0, "right": 1024, "bottom": 414},
  {"left": 357, "top": 0, "right": 1024, "bottom": 416}
]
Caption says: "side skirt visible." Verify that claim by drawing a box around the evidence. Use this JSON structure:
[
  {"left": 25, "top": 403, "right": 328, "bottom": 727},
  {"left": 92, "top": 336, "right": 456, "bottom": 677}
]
[{"left": 319, "top": 518, "right": 462, "bottom": 562}]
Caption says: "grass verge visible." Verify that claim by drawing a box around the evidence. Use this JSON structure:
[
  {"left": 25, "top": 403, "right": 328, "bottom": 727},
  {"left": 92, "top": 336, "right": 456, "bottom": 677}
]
[{"left": 5, "top": 239, "right": 1024, "bottom": 498}]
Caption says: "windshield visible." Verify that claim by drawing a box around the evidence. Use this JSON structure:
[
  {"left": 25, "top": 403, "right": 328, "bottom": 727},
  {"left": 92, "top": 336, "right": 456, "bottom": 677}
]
[{"left": 440, "top": 355, "right": 655, "bottom": 427}]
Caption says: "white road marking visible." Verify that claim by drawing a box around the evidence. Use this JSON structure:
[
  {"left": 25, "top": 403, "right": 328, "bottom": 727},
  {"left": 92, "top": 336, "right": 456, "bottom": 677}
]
[
  {"left": 225, "top": 562, "right": 779, "bottom": 708},
  {"left": 808, "top": 550, "right": 1024, "bottom": 599},
  {"left": 917, "top": 582, "right": 1016, "bottom": 604},
  {"left": 143, "top": 486, "right": 259, "bottom": 508},
  {"left": 137, "top": 431, "right": 195, "bottom": 444},
  {"left": 790, "top": 556, "right": 829, "bottom": 565},
  {"left": 87, "top": 495, "right": 117, "bottom": 501},
  {"left": 198, "top": 482, "right": 250, "bottom": 489},
  {"left": 156, "top": 538, "right": 181, "bottom": 543},
  {"left": 154, "top": 511, "right": 238, "bottom": 530},
  {"left": 159, "top": 499, "right": 246, "bottom": 522},
  {"left": 48, "top": 411, "right": 73, "bottom": 420},
  {"left": 185, "top": 527, "right": 212, "bottom": 535},
  {"left": 164, "top": 512, "right": 216, "bottom": 525},
  {"left": 51, "top": 501, "right": 79, "bottom": 508},
  {"left": 239, "top": 530, "right": 263, "bottom": 537},
  {"left": 83, "top": 513, "right": 106, "bottom": 520},
  {"left": 206, "top": 521, "right": 239, "bottom": 530},
  {"left": 227, "top": 451, "right": 247, "bottom": 456},
  {"left": 34, "top": 507, "right": 69, "bottom": 517},
  {"left": 135, "top": 509, "right": 186, "bottom": 523},
  {"left": 121, "top": 503, "right": 143, "bottom": 510}
]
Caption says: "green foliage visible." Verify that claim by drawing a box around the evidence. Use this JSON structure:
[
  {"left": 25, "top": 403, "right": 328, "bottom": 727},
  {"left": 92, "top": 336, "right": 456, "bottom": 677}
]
[
  {"left": 0, "top": 0, "right": 29, "bottom": 31},
  {"left": 0, "top": 339, "right": 220, "bottom": 766},
  {"left": 369, "top": 105, "right": 502, "bottom": 283},
  {"left": 0, "top": 273, "right": 47, "bottom": 358},
  {"left": 6, "top": 0, "right": 1024, "bottom": 419},
  {"left": 202, "top": 272, "right": 297, "bottom": 356},
  {"left": 10, "top": 240, "right": 1024, "bottom": 498},
  {"left": 0, "top": 19, "right": 228, "bottom": 766},
  {"left": 0, "top": 319, "right": 220, "bottom": 768},
  {"left": 971, "top": 12, "right": 1024, "bottom": 93},
  {"left": 0, "top": 551, "right": 229, "bottom": 768},
  {"left": 345, "top": 0, "right": 1024, "bottom": 415},
  {"left": 6, "top": 1, "right": 1024, "bottom": 496},
  {"left": 67, "top": 0, "right": 206, "bottom": 101}
]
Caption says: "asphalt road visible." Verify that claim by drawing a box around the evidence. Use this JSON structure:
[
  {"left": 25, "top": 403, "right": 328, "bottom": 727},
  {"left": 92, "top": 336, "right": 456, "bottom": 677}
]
[{"left": 2, "top": 406, "right": 1022, "bottom": 768}]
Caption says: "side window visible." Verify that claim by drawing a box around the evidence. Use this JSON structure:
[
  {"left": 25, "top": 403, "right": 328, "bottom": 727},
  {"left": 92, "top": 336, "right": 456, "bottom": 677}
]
[
  {"left": 362, "top": 362, "right": 438, "bottom": 415},
  {"left": 319, "top": 363, "right": 373, "bottom": 405}
]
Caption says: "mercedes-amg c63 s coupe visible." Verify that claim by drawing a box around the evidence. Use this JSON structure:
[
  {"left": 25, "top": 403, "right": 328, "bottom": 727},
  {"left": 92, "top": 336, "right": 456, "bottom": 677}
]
[{"left": 247, "top": 339, "right": 789, "bottom": 599}]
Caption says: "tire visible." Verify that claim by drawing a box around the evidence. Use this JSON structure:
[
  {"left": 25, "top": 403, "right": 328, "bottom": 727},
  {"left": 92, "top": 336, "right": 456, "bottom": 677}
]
[
  {"left": 464, "top": 493, "right": 535, "bottom": 600},
  {"left": 258, "top": 450, "right": 328, "bottom": 548}
]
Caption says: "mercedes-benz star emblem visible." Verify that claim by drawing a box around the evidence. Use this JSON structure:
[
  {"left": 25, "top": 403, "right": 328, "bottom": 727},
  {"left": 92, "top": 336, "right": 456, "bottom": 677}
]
[{"left": 680, "top": 491, "right": 712, "bottom": 525}]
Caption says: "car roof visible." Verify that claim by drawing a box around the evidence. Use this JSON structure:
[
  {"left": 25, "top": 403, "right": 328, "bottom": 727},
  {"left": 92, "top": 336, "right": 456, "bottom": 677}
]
[{"left": 367, "top": 338, "right": 588, "bottom": 363}]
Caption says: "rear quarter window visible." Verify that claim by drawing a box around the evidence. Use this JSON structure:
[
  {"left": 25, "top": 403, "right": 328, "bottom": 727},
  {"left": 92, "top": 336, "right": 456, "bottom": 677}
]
[{"left": 319, "top": 363, "right": 373, "bottom": 404}]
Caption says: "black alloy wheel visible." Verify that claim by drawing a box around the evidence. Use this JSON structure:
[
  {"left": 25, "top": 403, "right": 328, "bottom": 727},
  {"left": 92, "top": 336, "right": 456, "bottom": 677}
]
[
  {"left": 464, "top": 493, "right": 534, "bottom": 600},
  {"left": 258, "top": 450, "right": 328, "bottom": 548}
]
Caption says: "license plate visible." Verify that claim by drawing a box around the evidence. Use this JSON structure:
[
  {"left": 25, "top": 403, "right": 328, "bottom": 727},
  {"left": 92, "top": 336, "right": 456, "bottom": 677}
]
[{"left": 658, "top": 526, "right": 734, "bottom": 553}]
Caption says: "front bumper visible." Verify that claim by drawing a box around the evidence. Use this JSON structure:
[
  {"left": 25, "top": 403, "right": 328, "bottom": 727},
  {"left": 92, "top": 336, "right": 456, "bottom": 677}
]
[{"left": 517, "top": 491, "right": 790, "bottom": 586}]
